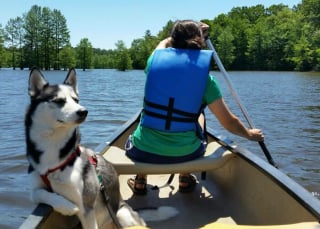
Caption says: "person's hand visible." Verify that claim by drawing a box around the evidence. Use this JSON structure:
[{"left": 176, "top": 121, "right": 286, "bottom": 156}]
[
  {"left": 247, "top": 128, "right": 264, "bottom": 142},
  {"left": 199, "top": 22, "right": 209, "bottom": 39}
]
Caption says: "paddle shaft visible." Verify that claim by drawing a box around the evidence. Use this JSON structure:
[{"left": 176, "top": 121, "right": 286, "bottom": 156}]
[{"left": 206, "top": 39, "right": 276, "bottom": 167}]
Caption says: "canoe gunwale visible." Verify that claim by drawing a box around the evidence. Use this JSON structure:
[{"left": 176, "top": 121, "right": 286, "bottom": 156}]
[{"left": 19, "top": 204, "right": 53, "bottom": 229}]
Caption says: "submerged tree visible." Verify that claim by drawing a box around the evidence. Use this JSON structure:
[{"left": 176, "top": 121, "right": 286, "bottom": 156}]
[
  {"left": 5, "top": 17, "right": 22, "bottom": 69},
  {"left": 24, "top": 5, "right": 42, "bottom": 68},
  {"left": 59, "top": 44, "right": 76, "bottom": 70},
  {"left": 0, "top": 24, "right": 6, "bottom": 68},
  {"left": 51, "top": 9, "right": 70, "bottom": 70},
  {"left": 114, "top": 40, "right": 132, "bottom": 71},
  {"left": 21, "top": 5, "right": 70, "bottom": 69},
  {"left": 76, "top": 38, "right": 93, "bottom": 71}
]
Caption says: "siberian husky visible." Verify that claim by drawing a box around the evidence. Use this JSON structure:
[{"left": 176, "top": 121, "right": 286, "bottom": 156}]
[{"left": 25, "top": 68, "right": 146, "bottom": 229}]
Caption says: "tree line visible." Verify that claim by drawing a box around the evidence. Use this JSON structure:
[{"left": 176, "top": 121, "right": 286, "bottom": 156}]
[{"left": 0, "top": 0, "right": 319, "bottom": 71}]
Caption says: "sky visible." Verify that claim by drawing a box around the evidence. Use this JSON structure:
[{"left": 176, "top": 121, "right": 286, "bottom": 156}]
[{"left": 0, "top": 0, "right": 302, "bottom": 50}]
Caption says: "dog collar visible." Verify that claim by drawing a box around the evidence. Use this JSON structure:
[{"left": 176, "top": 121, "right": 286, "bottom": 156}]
[{"left": 40, "top": 147, "right": 81, "bottom": 191}]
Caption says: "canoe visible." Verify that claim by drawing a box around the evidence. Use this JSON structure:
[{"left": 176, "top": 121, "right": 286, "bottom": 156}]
[{"left": 20, "top": 110, "right": 320, "bottom": 229}]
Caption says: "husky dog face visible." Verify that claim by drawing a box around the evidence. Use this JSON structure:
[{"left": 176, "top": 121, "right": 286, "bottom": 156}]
[{"left": 27, "top": 68, "right": 87, "bottom": 129}]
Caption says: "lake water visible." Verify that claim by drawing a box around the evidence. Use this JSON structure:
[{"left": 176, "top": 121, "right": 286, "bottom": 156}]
[{"left": 0, "top": 69, "right": 319, "bottom": 228}]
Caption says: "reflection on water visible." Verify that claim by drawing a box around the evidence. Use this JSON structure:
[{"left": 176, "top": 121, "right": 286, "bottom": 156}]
[{"left": 0, "top": 69, "right": 319, "bottom": 228}]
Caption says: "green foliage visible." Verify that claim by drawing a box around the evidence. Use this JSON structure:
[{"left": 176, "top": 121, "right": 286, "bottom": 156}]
[
  {"left": 130, "top": 38, "right": 147, "bottom": 69},
  {"left": 129, "top": 30, "right": 158, "bottom": 69},
  {"left": 92, "top": 48, "right": 116, "bottom": 69},
  {"left": 59, "top": 44, "right": 76, "bottom": 70},
  {"left": 114, "top": 40, "right": 132, "bottom": 71},
  {"left": 208, "top": 2, "right": 319, "bottom": 71},
  {"left": 76, "top": 38, "right": 93, "bottom": 71},
  {"left": 0, "top": 24, "right": 7, "bottom": 68},
  {"left": 216, "top": 27, "right": 235, "bottom": 69},
  {"left": 2, "top": 5, "right": 71, "bottom": 70},
  {"left": 157, "top": 20, "right": 174, "bottom": 40},
  {"left": 1, "top": 1, "right": 319, "bottom": 71}
]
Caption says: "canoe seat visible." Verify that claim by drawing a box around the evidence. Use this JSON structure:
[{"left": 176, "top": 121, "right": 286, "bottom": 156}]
[{"left": 103, "top": 142, "right": 234, "bottom": 174}]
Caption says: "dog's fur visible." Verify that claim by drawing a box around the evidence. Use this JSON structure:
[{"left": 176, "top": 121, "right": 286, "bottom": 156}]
[{"left": 25, "top": 68, "right": 146, "bottom": 229}]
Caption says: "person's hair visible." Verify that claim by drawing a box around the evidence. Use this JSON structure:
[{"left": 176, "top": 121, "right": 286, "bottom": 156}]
[{"left": 171, "top": 20, "right": 206, "bottom": 49}]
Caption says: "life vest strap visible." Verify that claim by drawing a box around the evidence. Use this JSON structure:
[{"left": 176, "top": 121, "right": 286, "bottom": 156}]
[
  {"left": 144, "top": 97, "right": 199, "bottom": 130},
  {"left": 144, "top": 97, "right": 199, "bottom": 118}
]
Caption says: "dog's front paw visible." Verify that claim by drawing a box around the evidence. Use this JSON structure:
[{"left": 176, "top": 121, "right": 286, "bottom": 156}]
[
  {"left": 54, "top": 200, "right": 79, "bottom": 216},
  {"left": 48, "top": 194, "right": 79, "bottom": 215},
  {"left": 33, "top": 189, "right": 80, "bottom": 216}
]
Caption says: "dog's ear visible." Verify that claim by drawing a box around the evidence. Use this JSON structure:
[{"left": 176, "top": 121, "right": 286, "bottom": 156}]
[
  {"left": 28, "top": 68, "right": 48, "bottom": 98},
  {"left": 64, "top": 68, "right": 78, "bottom": 94}
]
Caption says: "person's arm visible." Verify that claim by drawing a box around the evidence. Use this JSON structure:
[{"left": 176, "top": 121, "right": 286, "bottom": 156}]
[
  {"left": 155, "top": 37, "right": 173, "bottom": 49},
  {"left": 208, "top": 98, "right": 264, "bottom": 141}
]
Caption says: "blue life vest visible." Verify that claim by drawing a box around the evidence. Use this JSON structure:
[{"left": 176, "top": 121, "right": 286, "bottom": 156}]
[{"left": 141, "top": 48, "right": 213, "bottom": 132}]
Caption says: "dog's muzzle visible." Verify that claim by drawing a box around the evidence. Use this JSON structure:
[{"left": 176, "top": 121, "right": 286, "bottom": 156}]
[{"left": 77, "top": 109, "right": 88, "bottom": 123}]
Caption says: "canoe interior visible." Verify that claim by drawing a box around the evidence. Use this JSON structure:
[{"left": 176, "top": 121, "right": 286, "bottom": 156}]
[
  {"left": 20, "top": 111, "right": 320, "bottom": 229},
  {"left": 97, "top": 112, "right": 320, "bottom": 228}
]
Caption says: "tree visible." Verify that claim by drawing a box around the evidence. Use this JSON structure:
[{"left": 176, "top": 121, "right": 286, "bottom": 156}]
[
  {"left": 298, "top": 0, "right": 320, "bottom": 70},
  {"left": 76, "top": 38, "right": 93, "bottom": 71},
  {"left": 92, "top": 48, "right": 116, "bottom": 69},
  {"left": 130, "top": 38, "right": 146, "bottom": 69},
  {"left": 5, "top": 18, "right": 18, "bottom": 69},
  {"left": 262, "top": 6, "right": 299, "bottom": 70},
  {"left": 5, "top": 17, "right": 25, "bottom": 69},
  {"left": 41, "top": 7, "right": 53, "bottom": 70},
  {"left": 15, "top": 17, "right": 25, "bottom": 69},
  {"left": 299, "top": 0, "right": 320, "bottom": 29},
  {"left": 291, "top": 33, "right": 313, "bottom": 71},
  {"left": 246, "top": 19, "right": 268, "bottom": 70},
  {"left": 59, "top": 44, "right": 76, "bottom": 70},
  {"left": 0, "top": 24, "right": 6, "bottom": 68},
  {"left": 157, "top": 20, "right": 174, "bottom": 40},
  {"left": 216, "top": 27, "right": 235, "bottom": 69},
  {"left": 114, "top": 40, "right": 132, "bottom": 71},
  {"left": 1, "top": 2, "right": 318, "bottom": 71},
  {"left": 51, "top": 9, "right": 70, "bottom": 70},
  {"left": 130, "top": 30, "right": 158, "bottom": 69},
  {"left": 227, "top": 9, "right": 251, "bottom": 69},
  {"left": 209, "top": 14, "right": 234, "bottom": 67},
  {"left": 20, "top": 5, "right": 70, "bottom": 69},
  {"left": 24, "top": 5, "right": 43, "bottom": 68}
]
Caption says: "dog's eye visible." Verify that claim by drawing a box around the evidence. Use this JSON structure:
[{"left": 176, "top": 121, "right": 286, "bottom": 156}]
[
  {"left": 73, "top": 97, "right": 79, "bottom": 103},
  {"left": 53, "top": 98, "right": 66, "bottom": 105}
]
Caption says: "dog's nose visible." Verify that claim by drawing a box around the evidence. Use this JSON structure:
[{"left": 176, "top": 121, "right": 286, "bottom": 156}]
[{"left": 77, "top": 110, "right": 88, "bottom": 118}]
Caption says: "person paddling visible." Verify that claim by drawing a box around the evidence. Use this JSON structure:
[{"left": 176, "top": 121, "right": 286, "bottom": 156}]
[{"left": 126, "top": 20, "right": 264, "bottom": 195}]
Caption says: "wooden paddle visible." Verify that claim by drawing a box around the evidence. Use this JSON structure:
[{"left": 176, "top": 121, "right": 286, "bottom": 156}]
[{"left": 206, "top": 38, "right": 277, "bottom": 167}]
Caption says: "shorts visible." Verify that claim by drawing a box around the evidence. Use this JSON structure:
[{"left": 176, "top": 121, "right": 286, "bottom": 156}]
[{"left": 125, "top": 136, "right": 205, "bottom": 164}]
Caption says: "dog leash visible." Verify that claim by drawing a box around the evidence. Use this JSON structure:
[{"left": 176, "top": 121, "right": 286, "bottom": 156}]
[{"left": 90, "top": 155, "right": 123, "bottom": 229}]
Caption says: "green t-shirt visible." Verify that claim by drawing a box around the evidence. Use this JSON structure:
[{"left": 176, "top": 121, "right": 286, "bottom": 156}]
[{"left": 131, "top": 53, "right": 222, "bottom": 157}]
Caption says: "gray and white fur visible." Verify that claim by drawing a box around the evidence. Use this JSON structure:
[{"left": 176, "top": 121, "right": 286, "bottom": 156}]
[{"left": 25, "top": 68, "right": 145, "bottom": 229}]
